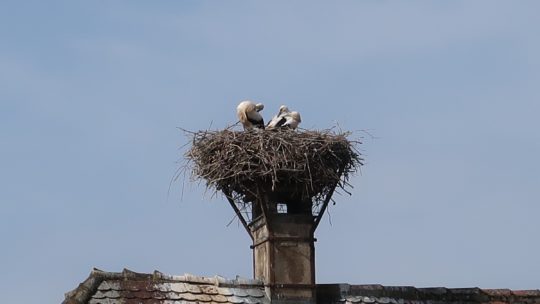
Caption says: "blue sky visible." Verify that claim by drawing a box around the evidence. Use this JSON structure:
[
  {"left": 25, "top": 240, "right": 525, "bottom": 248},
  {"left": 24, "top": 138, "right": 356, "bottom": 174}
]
[{"left": 1, "top": 1, "right": 539, "bottom": 303}]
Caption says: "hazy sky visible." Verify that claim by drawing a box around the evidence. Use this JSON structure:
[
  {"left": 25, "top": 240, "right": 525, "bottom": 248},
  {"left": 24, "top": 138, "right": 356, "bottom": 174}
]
[{"left": 1, "top": 1, "right": 539, "bottom": 303}]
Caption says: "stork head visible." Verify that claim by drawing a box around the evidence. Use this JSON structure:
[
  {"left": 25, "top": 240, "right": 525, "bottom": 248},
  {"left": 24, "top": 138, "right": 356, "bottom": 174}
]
[
  {"left": 278, "top": 105, "right": 290, "bottom": 115},
  {"left": 255, "top": 103, "right": 264, "bottom": 112}
]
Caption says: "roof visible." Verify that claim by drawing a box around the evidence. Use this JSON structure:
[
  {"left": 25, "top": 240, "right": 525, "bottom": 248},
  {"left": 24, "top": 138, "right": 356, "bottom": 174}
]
[
  {"left": 64, "top": 269, "right": 540, "bottom": 304},
  {"left": 63, "top": 268, "right": 269, "bottom": 304},
  {"left": 317, "top": 284, "right": 540, "bottom": 304}
]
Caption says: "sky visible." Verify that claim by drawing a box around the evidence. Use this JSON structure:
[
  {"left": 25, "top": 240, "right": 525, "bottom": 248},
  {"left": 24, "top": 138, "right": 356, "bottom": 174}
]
[{"left": 1, "top": 1, "right": 540, "bottom": 303}]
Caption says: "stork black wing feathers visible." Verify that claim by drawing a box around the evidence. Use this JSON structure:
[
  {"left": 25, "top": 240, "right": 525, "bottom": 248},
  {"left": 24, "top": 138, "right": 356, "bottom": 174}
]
[{"left": 247, "top": 116, "right": 265, "bottom": 129}]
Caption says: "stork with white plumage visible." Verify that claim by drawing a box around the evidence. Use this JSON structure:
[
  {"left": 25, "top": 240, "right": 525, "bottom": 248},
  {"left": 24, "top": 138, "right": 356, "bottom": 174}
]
[
  {"left": 282, "top": 111, "right": 301, "bottom": 130},
  {"left": 237, "top": 100, "right": 265, "bottom": 130},
  {"left": 266, "top": 105, "right": 290, "bottom": 129},
  {"left": 267, "top": 105, "right": 301, "bottom": 130}
]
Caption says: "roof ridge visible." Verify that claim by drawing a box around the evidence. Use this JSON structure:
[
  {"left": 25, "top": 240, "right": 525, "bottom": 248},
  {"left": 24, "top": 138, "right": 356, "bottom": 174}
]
[
  {"left": 154, "top": 270, "right": 264, "bottom": 286},
  {"left": 63, "top": 268, "right": 115, "bottom": 304}
]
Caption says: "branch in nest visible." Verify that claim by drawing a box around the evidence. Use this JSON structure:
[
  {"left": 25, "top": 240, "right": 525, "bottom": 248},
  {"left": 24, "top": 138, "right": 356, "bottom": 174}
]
[{"left": 182, "top": 128, "right": 363, "bottom": 205}]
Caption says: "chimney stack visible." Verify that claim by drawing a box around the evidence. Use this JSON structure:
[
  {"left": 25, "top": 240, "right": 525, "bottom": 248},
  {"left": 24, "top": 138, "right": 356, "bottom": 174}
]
[
  {"left": 250, "top": 211, "right": 316, "bottom": 303},
  {"left": 223, "top": 191, "right": 328, "bottom": 304}
]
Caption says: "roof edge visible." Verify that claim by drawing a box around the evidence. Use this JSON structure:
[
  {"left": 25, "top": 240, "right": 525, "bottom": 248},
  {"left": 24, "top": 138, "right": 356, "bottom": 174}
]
[
  {"left": 63, "top": 268, "right": 265, "bottom": 304},
  {"left": 317, "top": 284, "right": 540, "bottom": 303},
  {"left": 63, "top": 268, "right": 121, "bottom": 304}
]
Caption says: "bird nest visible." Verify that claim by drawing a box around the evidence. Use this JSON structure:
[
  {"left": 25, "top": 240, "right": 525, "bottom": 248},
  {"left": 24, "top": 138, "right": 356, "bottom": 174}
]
[{"left": 184, "top": 128, "right": 363, "bottom": 206}]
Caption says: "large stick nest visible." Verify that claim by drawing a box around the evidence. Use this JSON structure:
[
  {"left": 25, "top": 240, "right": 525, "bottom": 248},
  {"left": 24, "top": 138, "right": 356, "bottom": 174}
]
[{"left": 184, "top": 128, "right": 363, "bottom": 205}]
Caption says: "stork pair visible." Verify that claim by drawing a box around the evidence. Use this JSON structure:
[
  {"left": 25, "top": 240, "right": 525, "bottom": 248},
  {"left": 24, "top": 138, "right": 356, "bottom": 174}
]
[{"left": 236, "top": 100, "right": 301, "bottom": 131}]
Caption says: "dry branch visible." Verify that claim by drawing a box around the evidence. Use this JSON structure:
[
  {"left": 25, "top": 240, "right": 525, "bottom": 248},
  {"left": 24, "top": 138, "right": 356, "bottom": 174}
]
[{"left": 184, "top": 127, "right": 362, "bottom": 207}]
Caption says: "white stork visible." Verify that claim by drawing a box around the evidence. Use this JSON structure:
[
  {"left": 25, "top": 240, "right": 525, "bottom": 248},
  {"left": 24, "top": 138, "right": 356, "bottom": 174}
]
[
  {"left": 266, "top": 105, "right": 290, "bottom": 129},
  {"left": 266, "top": 105, "right": 301, "bottom": 130},
  {"left": 282, "top": 111, "right": 301, "bottom": 130},
  {"left": 236, "top": 100, "right": 265, "bottom": 130}
]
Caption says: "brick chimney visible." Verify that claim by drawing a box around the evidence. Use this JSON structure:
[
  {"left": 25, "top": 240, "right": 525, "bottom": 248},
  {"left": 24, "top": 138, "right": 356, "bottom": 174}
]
[
  {"left": 224, "top": 190, "right": 330, "bottom": 304},
  {"left": 250, "top": 212, "right": 316, "bottom": 303}
]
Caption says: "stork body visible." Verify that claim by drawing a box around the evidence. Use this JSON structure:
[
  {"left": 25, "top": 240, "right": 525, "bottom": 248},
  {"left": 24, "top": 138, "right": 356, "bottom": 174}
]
[
  {"left": 237, "top": 100, "right": 265, "bottom": 130},
  {"left": 267, "top": 105, "right": 301, "bottom": 130},
  {"left": 281, "top": 111, "right": 301, "bottom": 130},
  {"left": 266, "top": 105, "right": 290, "bottom": 129}
]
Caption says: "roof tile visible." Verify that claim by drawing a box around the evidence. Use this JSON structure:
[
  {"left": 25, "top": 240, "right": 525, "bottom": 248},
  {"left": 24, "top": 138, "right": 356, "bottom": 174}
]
[
  {"left": 195, "top": 293, "right": 213, "bottom": 302},
  {"left": 227, "top": 295, "right": 246, "bottom": 304},
  {"left": 178, "top": 292, "right": 198, "bottom": 301},
  {"left": 184, "top": 284, "right": 202, "bottom": 294},
  {"left": 170, "top": 283, "right": 189, "bottom": 293},
  {"left": 91, "top": 291, "right": 106, "bottom": 299},
  {"left": 131, "top": 291, "right": 154, "bottom": 299},
  {"left": 155, "top": 284, "right": 172, "bottom": 293},
  {"left": 96, "top": 281, "right": 113, "bottom": 291},
  {"left": 363, "top": 296, "right": 376, "bottom": 303},
  {"left": 231, "top": 288, "right": 249, "bottom": 297},
  {"left": 103, "top": 290, "right": 122, "bottom": 299},
  {"left": 245, "top": 288, "right": 265, "bottom": 298},
  {"left": 512, "top": 290, "right": 540, "bottom": 297},
  {"left": 88, "top": 299, "right": 116, "bottom": 304},
  {"left": 145, "top": 284, "right": 158, "bottom": 292},
  {"left": 200, "top": 285, "right": 220, "bottom": 295},
  {"left": 122, "top": 281, "right": 142, "bottom": 292},
  {"left": 166, "top": 292, "right": 182, "bottom": 300},
  {"left": 211, "top": 294, "right": 229, "bottom": 302},
  {"left": 218, "top": 287, "right": 235, "bottom": 296}
]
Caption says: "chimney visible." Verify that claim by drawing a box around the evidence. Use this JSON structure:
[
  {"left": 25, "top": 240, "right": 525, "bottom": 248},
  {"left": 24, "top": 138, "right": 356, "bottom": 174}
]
[
  {"left": 224, "top": 190, "right": 335, "bottom": 304},
  {"left": 250, "top": 211, "right": 316, "bottom": 303}
]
